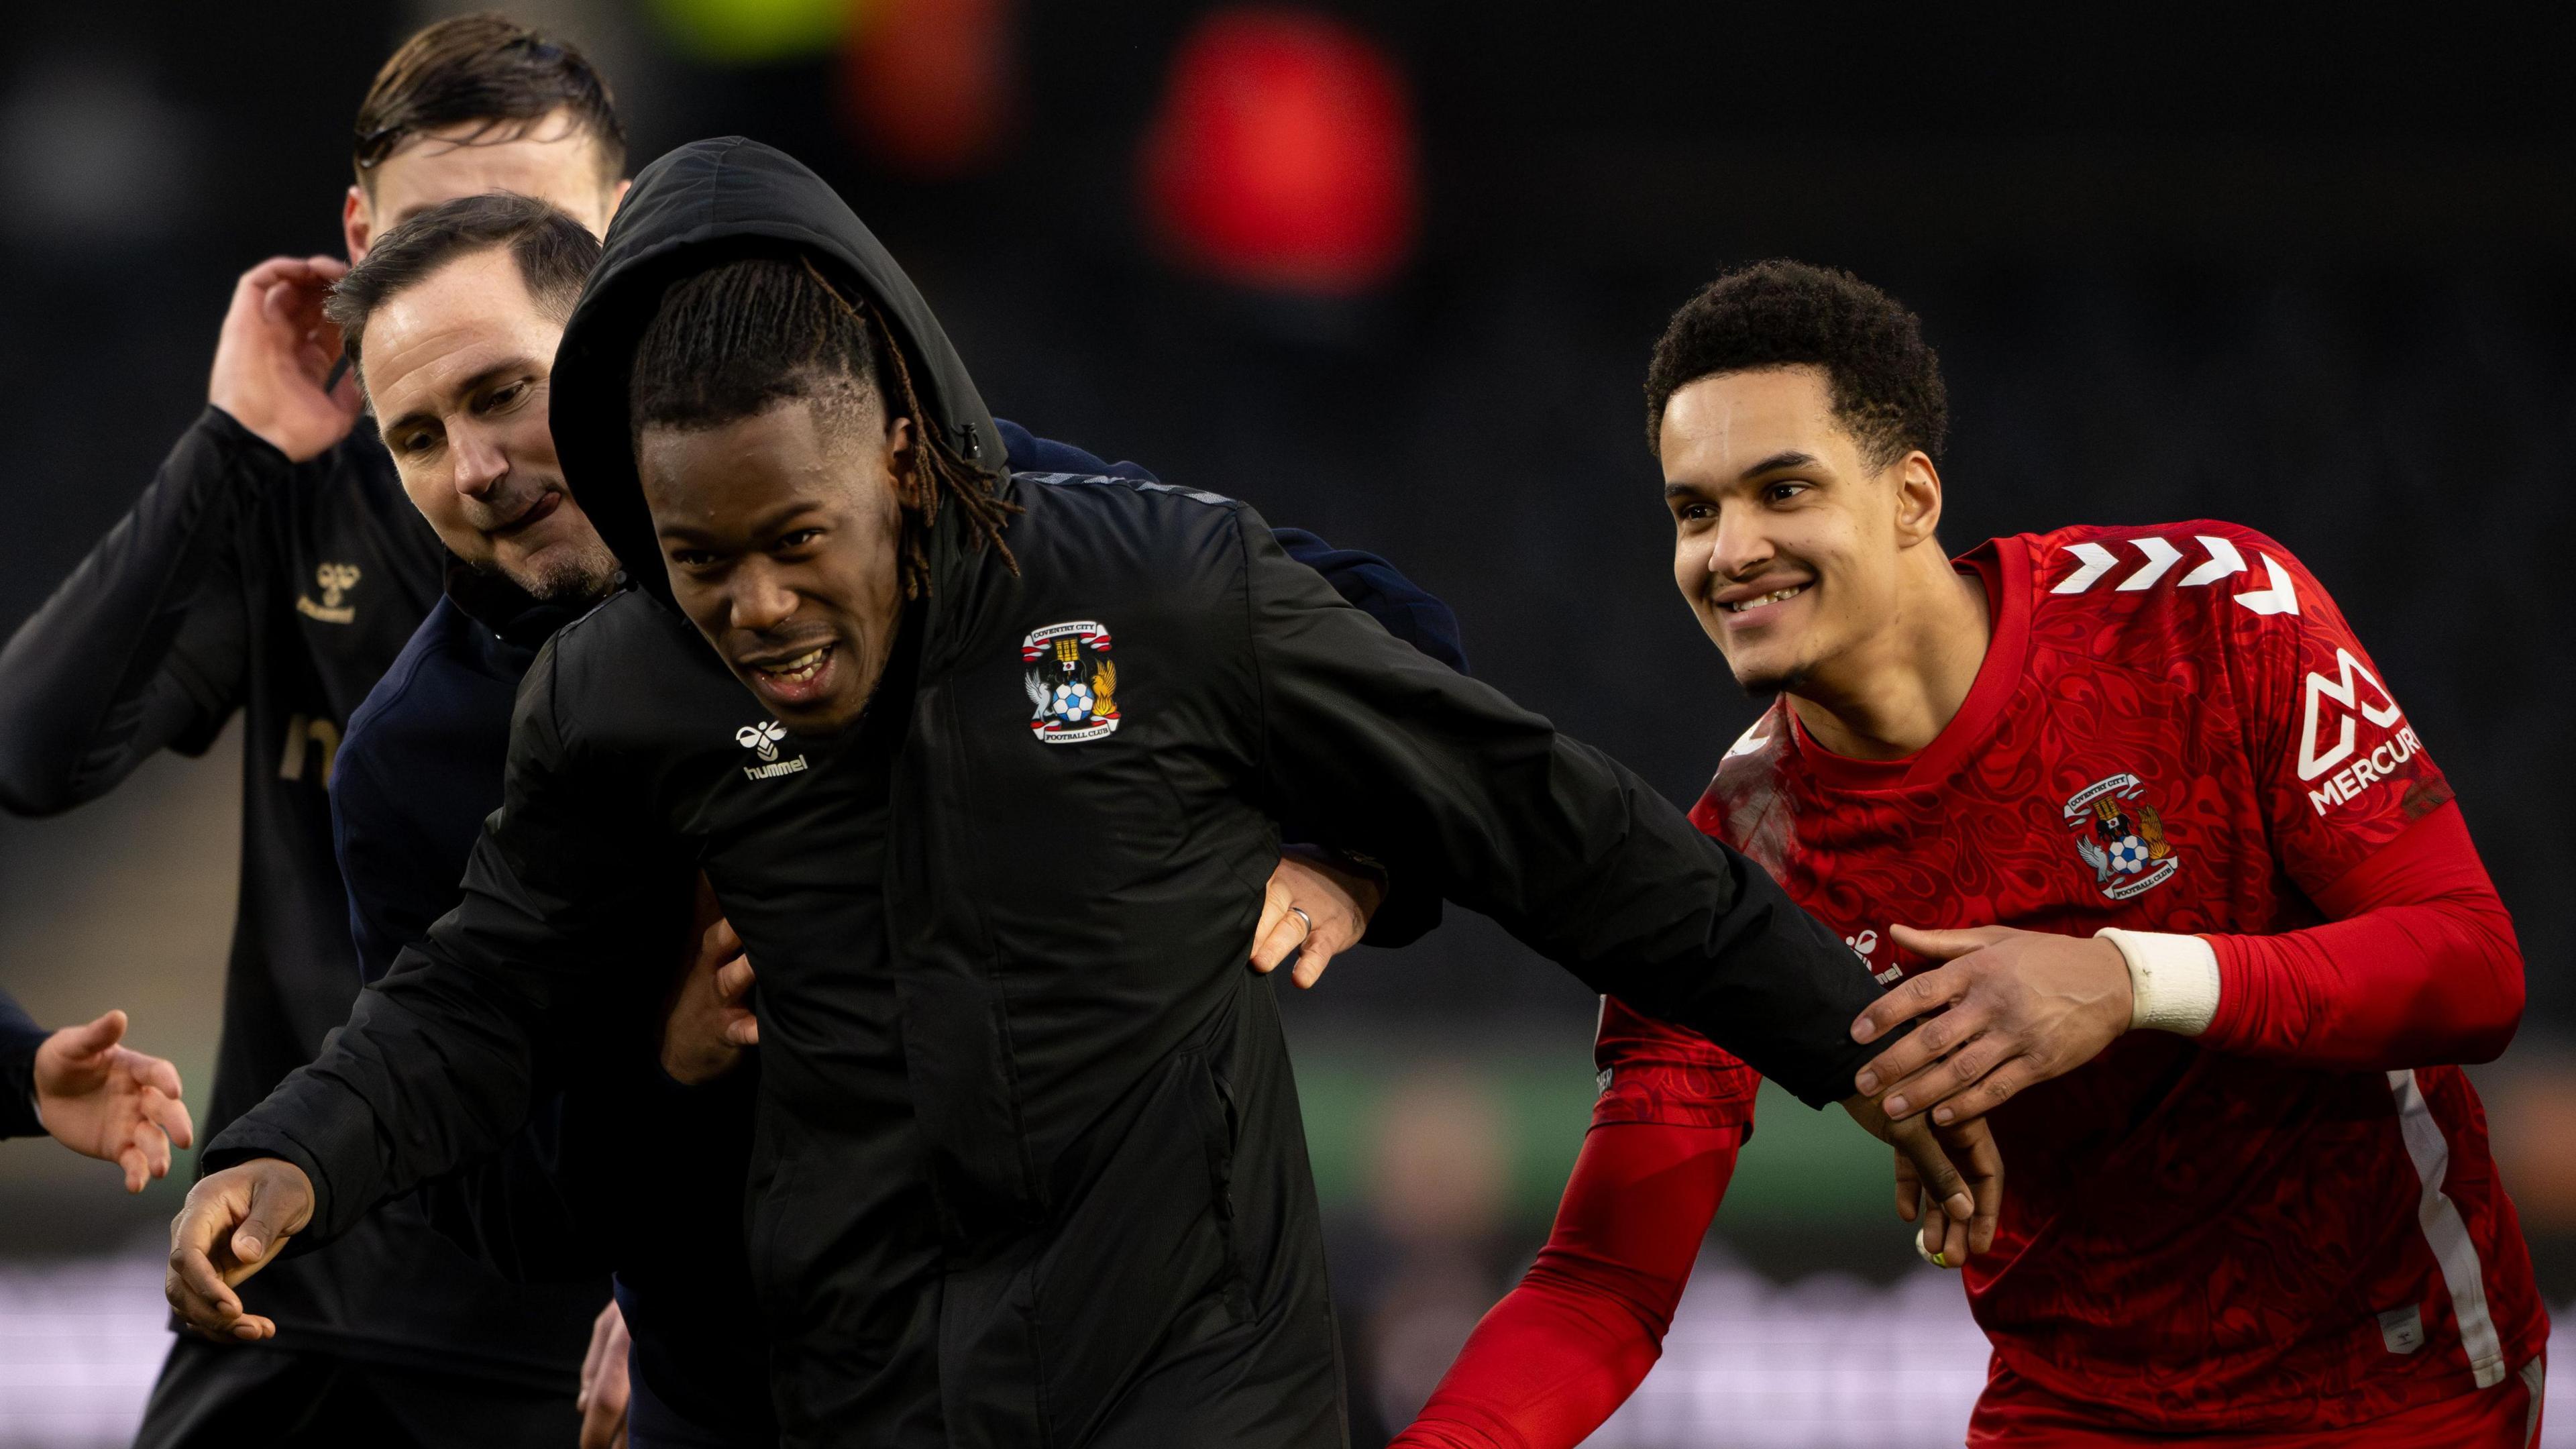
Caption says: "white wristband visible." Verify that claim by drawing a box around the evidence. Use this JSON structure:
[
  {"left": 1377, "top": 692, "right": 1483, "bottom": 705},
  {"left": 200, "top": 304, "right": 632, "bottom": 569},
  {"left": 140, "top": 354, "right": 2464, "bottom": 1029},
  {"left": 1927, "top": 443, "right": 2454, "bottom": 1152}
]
[{"left": 2095, "top": 928, "right": 2220, "bottom": 1037}]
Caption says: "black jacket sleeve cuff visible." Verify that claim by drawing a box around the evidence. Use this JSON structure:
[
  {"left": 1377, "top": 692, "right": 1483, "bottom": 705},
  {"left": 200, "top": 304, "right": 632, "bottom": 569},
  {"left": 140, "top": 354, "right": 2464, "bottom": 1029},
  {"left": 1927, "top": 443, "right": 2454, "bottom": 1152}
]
[
  {"left": 0, "top": 1009, "right": 46, "bottom": 1141},
  {"left": 195, "top": 405, "right": 297, "bottom": 472},
  {"left": 1343, "top": 849, "right": 1444, "bottom": 949},
  {"left": 201, "top": 1122, "right": 349, "bottom": 1250}
]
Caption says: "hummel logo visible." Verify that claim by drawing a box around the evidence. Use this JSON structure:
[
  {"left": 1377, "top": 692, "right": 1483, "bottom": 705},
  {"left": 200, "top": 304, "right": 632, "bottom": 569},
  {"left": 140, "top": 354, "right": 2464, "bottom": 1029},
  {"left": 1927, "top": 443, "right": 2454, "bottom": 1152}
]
[
  {"left": 735, "top": 720, "right": 786, "bottom": 763},
  {"left": 735, "top": 720, "right": 807, "bottom": 781},
  {"left": 295, "top": 562, "right": 362, "bottom": 625}
]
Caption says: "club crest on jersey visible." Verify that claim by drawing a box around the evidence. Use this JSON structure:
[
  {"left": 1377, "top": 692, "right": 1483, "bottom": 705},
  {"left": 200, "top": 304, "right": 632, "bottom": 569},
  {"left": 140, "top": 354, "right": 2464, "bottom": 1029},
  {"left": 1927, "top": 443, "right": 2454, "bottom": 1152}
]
[
  {"left": 1020, "top": 621, "right": 1120, "bottom": 744},
  {"left": 2065, "top": 773, "right": 2180, "bottom": 900}
]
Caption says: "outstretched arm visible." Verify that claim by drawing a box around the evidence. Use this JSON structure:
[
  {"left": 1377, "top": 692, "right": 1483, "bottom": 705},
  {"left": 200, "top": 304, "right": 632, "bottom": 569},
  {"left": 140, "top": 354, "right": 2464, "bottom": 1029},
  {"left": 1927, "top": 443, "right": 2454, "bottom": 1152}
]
[
  {"left": 1395, "top": 1122, "right": 1738, "bottom": 1449},
  {"left": 175, "top": 645, "right": 680, "bottom": 1334},
  {"left": 1235, "top": 508, "right": 1900, "bottom": 1110},
  {"left": 1231, "top": 508, "right": 1986, "bottom": 1226},
  {"left": 1397, "top": 1007, "right": 1997, "bottom": 1449}
]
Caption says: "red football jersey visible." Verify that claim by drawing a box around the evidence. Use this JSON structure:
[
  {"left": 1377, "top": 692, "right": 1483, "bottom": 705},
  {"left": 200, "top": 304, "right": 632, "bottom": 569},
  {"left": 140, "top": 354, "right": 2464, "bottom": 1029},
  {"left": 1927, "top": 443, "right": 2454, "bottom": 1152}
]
[{"left": 1595, "top": 521, "right": 2544, "bottom": 1435}]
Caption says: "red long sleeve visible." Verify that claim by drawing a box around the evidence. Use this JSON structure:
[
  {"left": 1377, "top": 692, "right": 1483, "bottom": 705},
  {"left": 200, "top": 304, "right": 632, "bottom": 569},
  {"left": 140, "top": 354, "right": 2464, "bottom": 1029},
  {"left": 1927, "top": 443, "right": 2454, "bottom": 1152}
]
[
  {"left": 1391, "top": 1122, "right": 1739, "bottom": 1449},
  {"left": 2200, "top": 801, "right": 2523, "bottom": 1069}
]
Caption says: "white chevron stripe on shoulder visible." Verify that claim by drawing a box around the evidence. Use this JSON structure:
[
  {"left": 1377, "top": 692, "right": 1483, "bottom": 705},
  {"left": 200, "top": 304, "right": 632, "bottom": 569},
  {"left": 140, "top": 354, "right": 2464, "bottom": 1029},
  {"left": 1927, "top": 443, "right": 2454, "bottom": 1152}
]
[
  {"left": 2116, "top": 535, "right": 2183, "bottom": 590},
  {"left": 2180, "top": 534, "right": 2248, "bottom": 586},
  {"left": 2233, "top": 553, "right": 2301, "bottom": 616},
  {"left": 2055, "top": 533, "right": 2279, "bottom": 604},
  {"left": 2051, "top": 541, "right": 2118, "bottom": 593}
]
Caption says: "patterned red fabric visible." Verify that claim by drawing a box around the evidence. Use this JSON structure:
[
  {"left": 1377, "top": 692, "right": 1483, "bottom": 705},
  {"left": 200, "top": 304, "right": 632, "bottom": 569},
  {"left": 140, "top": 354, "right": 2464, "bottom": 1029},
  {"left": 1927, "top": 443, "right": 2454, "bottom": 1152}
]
[
  {"left": 1595, "top": 521, "right": 2544, "bottom": 1436},
  {"left": 1969, "top": 1353, "right": 2546, "bottom": 1447}
]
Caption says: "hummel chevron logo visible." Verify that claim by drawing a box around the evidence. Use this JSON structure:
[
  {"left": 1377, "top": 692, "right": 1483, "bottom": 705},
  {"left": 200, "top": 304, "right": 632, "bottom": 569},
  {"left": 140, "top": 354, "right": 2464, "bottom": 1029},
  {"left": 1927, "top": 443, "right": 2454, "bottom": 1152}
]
[
  {"left": 2232, "top": 553, "right": 2300, "bottom": 616},
  {"left": 735, "top": 719, "right": 808, "bottom": 780},
  {"left": 2116, "top": 535, "right": 2182, "bottom": 590},
  {"left": 735, "top": 720, "right": 786, "bottom": 762},
  {"left": 2051, "top": 535, "right": 2298, "bottom": 616}
]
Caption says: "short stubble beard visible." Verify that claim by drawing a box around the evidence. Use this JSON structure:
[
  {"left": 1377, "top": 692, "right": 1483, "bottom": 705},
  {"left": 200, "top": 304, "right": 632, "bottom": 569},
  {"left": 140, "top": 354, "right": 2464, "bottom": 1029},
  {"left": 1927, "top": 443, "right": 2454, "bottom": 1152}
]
[{"left": 509, "top": 537, "right": 622, "bottom": 604}]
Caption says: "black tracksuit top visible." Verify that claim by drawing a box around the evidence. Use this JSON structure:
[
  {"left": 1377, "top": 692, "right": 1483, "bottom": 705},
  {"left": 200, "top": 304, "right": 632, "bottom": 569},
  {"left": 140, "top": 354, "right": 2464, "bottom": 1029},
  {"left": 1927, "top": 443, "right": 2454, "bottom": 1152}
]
[
  {"left": 0, "top": 408, "right": 604, "bottom": 1389},
  {"left": 207, "top": 138, "right": 1898, "bottom": 1448}
]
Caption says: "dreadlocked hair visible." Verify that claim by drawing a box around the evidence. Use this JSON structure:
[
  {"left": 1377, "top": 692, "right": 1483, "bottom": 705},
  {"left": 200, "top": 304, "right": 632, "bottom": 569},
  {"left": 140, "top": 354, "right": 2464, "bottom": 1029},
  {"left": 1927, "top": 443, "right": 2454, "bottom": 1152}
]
[{"left": 627, "top": 253, "right": 1018, "bottom": 599}]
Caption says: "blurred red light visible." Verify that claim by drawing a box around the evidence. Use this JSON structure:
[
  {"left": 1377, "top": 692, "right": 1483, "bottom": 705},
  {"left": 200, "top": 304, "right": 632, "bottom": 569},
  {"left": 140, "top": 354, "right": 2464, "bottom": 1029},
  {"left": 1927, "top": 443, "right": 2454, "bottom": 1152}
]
[
  {"left": 1142, "top": 8, "right": 1419, "bottom": 294},
  {"left": 840, "top": 0, "right": 1016, "bottom": 178}
]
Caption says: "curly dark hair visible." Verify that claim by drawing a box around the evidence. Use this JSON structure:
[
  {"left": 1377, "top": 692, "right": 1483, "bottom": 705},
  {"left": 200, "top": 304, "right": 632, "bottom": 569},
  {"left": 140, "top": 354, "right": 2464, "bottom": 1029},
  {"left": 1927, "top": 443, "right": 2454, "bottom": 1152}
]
[{"left": 1643, "top": 260, "right": 1948, "bottom": 468}]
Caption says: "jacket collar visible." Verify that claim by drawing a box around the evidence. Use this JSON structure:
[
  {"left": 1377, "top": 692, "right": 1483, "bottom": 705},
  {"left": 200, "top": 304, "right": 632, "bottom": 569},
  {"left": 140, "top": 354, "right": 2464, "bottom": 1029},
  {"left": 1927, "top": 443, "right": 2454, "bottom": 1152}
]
[{"left": 443, "top": 558, "right": 603, "bottom": 655}]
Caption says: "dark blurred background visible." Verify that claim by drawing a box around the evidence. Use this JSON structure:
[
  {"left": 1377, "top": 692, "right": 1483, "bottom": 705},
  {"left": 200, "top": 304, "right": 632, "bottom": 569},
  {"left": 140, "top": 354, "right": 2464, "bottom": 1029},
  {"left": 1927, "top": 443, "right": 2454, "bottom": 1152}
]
[{"left": 3, "top": 3, "right": 2575, "bottom": 1444}]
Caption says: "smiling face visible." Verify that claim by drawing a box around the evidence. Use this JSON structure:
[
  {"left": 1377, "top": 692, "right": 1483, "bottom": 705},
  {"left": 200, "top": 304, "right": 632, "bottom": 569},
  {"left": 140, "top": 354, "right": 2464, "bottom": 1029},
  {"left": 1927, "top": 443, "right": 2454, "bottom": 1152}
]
[
  {"left": 362, "top": 246, "right": 617, "bottom": 599},
  {"left": 1662, "top": 364, "right": 1921, "bottom": 694},
  {"left": 639, "top": 397, "right": 914, "bottom": 735},
  {"left": 345, "top": 111, "right": 623, "bottom": 261}
]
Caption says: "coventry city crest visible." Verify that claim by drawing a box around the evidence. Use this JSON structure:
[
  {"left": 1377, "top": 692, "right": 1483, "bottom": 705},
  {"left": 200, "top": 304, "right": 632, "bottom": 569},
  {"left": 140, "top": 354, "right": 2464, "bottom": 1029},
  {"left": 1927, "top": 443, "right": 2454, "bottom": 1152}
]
[
  {"left": 2064, "top": 771, "right": 2179, "bottom": 901},
  {"left": 1021, "top": 620, "right": 1120, "bottom": 745}
]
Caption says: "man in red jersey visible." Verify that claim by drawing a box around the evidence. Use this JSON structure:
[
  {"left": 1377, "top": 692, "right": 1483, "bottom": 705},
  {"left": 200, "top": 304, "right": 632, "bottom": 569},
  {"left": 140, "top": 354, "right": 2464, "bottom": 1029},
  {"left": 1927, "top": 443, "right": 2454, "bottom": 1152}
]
[{"left": 1395, "top": 260, "right": 2543, "bottom": 1448}]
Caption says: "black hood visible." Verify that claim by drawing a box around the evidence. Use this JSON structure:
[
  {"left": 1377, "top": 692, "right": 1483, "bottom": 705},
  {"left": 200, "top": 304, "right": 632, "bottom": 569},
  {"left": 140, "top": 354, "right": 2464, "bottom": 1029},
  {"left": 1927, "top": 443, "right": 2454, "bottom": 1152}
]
[{"left": 549, "top": 136, "right": 1001, "bottom": 606}]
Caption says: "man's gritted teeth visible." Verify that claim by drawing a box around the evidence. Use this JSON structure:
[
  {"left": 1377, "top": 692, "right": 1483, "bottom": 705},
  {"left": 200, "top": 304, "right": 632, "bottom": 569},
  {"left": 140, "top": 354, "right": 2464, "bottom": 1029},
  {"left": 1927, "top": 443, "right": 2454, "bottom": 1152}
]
[
  {"left": 736, "top": 639, "right": 841, "bottom": 708},
  {"left": 1712, "top": 576, "right": 1815, "bottom": 619}
]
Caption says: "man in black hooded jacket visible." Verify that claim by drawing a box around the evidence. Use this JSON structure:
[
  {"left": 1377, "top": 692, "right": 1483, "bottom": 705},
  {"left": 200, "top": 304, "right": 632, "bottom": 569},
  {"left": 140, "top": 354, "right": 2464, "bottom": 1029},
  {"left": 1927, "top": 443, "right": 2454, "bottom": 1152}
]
[
  {"left": 171, "top": 140, "right": 1993, "bottom": 1448},
  {"left": 318, "top": 189, "right": 1468, "bottom": 1449}
]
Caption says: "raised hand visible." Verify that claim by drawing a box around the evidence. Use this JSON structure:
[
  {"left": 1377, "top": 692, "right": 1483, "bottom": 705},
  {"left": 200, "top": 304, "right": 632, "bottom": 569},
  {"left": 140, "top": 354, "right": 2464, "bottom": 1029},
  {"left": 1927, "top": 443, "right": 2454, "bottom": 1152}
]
[
  {"left": 33, "top": 1010, "right": 194, "bottom": 1193},
  {"left": 207, "top": 254, "right": 362, "bottom": 461},
  {"left": 1250, "top": 845, "right": 1385, "bottom": 989},
  {"left": 1849, "top": 923, "right": 2133, "bottom": 1126},
  {"left": 166, "top": 1157, "right": 313, "bottom": 1340}
]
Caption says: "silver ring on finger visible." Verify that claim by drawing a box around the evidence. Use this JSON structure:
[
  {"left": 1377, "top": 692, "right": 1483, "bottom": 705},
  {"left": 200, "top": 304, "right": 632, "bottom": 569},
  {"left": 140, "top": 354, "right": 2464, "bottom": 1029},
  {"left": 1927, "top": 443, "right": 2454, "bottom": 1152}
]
[{"left": 1287, "top": 906, "right": 1312, "bottom": 941}]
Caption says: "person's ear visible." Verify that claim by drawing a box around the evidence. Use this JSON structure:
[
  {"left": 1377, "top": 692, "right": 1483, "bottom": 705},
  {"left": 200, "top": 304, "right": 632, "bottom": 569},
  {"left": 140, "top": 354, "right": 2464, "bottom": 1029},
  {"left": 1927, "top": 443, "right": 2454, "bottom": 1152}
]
[
  {"left": 1893, "top": 451, "right": 1944, "bottom": 548},
  {"left": 883, "top": 414, "right": 918, "bottom": 496},
  {"left": 343, "top": 186, "right": 374, "bottom": 264}
]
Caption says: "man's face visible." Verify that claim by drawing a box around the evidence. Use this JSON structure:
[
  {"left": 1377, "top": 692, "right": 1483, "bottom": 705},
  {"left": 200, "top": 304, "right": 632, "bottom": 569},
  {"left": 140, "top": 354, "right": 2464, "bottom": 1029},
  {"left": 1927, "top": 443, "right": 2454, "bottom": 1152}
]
[
  {"left": 345, "top": 110, "right": 624, "bottom": 261},
  {"left": 1661, "top": 364, "right": 1908, "bottom": 694},
  {"left": 639, "top": 400, "right": 912, "bottom": 735},
  {"left": 362, "top": 247, "right": 617, "bottom": 600}
]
